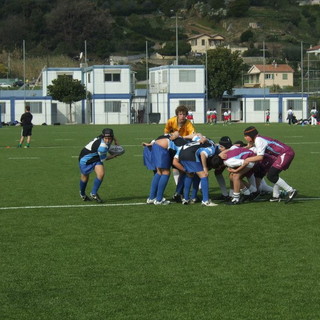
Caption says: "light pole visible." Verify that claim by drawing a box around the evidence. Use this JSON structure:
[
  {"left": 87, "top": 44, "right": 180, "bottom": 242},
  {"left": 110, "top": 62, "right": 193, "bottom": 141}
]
[
  {"left": 171, "top": 10, "right": 178, "bottom": 65},
  {"left": 175, "top": 13, "right": 178, "bottom": 65}
]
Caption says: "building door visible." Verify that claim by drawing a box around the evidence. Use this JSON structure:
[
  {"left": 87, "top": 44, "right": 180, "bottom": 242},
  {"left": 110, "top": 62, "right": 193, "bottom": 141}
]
[{"left": 51, "top": 103, "right": 57, "bottom": 124}]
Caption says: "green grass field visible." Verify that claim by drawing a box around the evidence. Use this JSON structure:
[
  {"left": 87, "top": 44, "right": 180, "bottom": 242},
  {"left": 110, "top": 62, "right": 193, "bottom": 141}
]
[{"left": 0, "top": 123, "right": 319, "bottom": 320}]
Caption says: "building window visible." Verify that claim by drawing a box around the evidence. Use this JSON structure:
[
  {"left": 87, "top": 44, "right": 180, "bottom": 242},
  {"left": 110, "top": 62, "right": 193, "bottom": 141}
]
[
  {"left": 162, "top": 70, "right": 167, "bottom": 83},
  {"left": 287, "top": 99, "right": 302, "bottom": 111},
  {"left": 27, "top": 102, "right": 42, "bottom": 113},
  {"left": 179, "top": 70, "right": 196, "bottom": 82},
  {"left": 150, "top": 72, "right": 155, "bottom": 84},
  {"left": 191, "top": 39, "right": 197, "bottom": 46},
  {"left": 201, "top": 39, "right": 205, "bottom": 46},
  {"left": 282, "top": 73, "right": 288, "bottom": 80},
  {"left": 179, "top": 100, "right": 196, "bottom": 111},
  {"left": 57, "top": 74, "right": 73, "bottom": 80},
  {"left": 87, "top": 73, "right": 91, "bottom": 83},
  {"left": 264, "top": 74, "right": 274, "bottom": 80},
  {"left": 254, "top": 99, "right": 270, "bottom": 111},
  {"left": 104, "top": 101, "right": 121, "bottom": 112},
  {"left": 104, "top": 71, "right": 121, "bottom": 82},
  {"left": 0, "top": 102, "right": 6, "bottom": 113}
]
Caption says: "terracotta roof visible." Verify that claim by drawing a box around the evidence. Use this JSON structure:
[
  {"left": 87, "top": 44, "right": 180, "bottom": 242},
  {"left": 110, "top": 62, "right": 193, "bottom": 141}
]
[
  {"left": 307, "top": 45, "right": 320, "bottom": 52},
  {"left": 253, "top": 64, "right": 294, "bottom": 73}
]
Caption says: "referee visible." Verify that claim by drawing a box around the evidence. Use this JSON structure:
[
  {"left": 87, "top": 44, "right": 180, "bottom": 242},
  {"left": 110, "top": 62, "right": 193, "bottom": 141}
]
[{"left": 18, "top": 105, "right": 33, "bottom": 148}]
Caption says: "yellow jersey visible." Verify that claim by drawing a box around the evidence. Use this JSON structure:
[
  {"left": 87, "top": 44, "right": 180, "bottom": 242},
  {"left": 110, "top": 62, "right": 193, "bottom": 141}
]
[{"left": 164, "top": 116, "right": 195, "bottom": 137}]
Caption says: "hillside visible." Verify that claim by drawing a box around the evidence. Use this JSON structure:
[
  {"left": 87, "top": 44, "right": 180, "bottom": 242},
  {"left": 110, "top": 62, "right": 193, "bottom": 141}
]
[{"left": 0, "top": 0, "right": 319, "bottom": 81}]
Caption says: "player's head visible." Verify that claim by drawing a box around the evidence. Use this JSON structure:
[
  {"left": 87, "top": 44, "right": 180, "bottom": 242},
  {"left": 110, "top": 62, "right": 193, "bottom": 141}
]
[
  {"left": 175, "top": 105, "right": 188, "bottom": 116},
  {"left": 233, "top": 140, "right": 246, "bottom": 147},
  {"left": 102, "top": 128, "right": 114, "bottom": 142},
  {"left": 208, "top": 155, "right": 224, "bottom": 170},
  {"left": 244, "top": 126, "right": 258, "bottom": 142},
  {"left": 219, "top": 136, "right": 232, "bottom": 150},
  {"left": 25, "top": 105, "right": 30, "bottom": 112}
]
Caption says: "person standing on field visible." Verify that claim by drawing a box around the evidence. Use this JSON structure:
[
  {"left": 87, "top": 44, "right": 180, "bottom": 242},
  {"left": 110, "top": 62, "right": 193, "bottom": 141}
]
[
  {"left": 164, "top": 105, "right": 196, "bottom": 185},
  {"left": 18, "top": 105, "right": 33, "bottom": 148},
  {"left": 78, "top": 128, "right": 119, "bottom": 203},
  {"left": 310, "top": 106, "right": 318, "bottom": 125}
]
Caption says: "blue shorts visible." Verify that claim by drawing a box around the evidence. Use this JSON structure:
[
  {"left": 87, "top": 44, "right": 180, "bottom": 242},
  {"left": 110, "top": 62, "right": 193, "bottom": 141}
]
[
  {"left": 181, "top": 160, "right": 203, "bottom": 173},
  {"left": 79, "top": 161, "right": 103, "bottom": 175},
  {"left": 143, "top": 146, "right": 156, "bottom": 170},
  {"left": 151, "top": 143, "right": 171, "bottom": 169}
]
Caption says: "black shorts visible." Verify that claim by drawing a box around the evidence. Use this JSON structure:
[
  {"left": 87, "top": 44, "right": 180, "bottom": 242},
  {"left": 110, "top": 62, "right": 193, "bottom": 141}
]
[{"left": 22, "top": 125, "right": 33, "bottom": 137}]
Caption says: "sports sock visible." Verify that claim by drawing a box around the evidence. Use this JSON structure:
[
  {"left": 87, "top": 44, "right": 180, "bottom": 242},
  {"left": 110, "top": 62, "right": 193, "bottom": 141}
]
[
  {"left": 248, "top": 175, "right": 257, "bottom": 193},
  {"left": 275, "top": 177, "right": 292, "bottom": 193},
  {"left": 191, "top": 175, "right": 200, "bottom": 199},
  {"left": 80, "top": 180, "right": 88, "bottom": 196},
  {"left": 149, "top": 173, "right": 161, "bottom": 200},
  {"left": 215, "top": 173, "right": 228, "bottom": 196},
  {"left": 91, "top": 178, "right": 102, "bottom": 195},
  {"left": 232, "top": 192, "right": 240, "bottom": 203},
  {"left": 156, "top": 174, "right": 170, "bottom": 201},
  {"left": 241, "top": 187, "right": 250, "bottom": 196},
  {"left": 272, "top": 184, "right": 280, "bottom": 198},
  {"left": 183, "top": 175, "right": 193, "bottom": 200},
  {"left": 259, "top": 178, "right": 273, "bottom": 193},
  {"left": 176, "top": 173, "right": 185, "bottom": 195},
  {"left": 200, "top": 177, "right": 209, "bottom": 202},
  {"left": 173, "top": 169, "right": 179, "bottom": 185}
]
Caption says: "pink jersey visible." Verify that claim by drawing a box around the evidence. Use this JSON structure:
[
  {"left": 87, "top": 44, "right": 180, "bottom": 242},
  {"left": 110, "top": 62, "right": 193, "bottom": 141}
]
[
  {"left": 258, "top": 136, "right": 293, "bottom": 156},
  {"left": 226, "top": 147, "right": 255, "bottom": 160}
]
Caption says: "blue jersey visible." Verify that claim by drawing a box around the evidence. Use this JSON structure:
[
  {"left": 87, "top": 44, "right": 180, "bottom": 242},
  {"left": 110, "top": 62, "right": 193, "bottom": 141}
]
[
  {"left": 79, "top": 136, "right": 111, "bottom": 165},
  {"left": 178, "top": 139, "right": 218, "bottom": 162}
]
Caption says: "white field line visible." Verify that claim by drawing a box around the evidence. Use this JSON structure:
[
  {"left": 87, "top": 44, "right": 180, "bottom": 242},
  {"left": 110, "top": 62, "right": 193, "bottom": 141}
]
[
  {"left": 0, "top": 202, "right": 147, "bottom": 211},
  {"left": 0, "top": 198, "right": 320, "bottom": 211},
  {"left": 8, "top": 157, "right": 40, "bottom": 160}
]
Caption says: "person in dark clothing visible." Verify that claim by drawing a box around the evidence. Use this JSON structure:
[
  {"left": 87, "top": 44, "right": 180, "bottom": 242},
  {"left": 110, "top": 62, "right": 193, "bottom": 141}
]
[{"left": 18, "top": 105, "right": 33, "bottom": 148}]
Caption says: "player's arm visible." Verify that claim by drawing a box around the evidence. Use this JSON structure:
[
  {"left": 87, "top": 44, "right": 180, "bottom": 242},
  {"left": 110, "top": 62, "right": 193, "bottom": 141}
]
[
  {"left": 113, "top": 136, "right": 119, "bottom": 145},
  {"left": 243, "top": 154, "right": 263, "bottom": 164},
  {"left": 164, "top": 118, "right": 173, "bottom": 134},
  {"left": 172, "top": 157, "right": 185, "bottom": 172},
  {"left": 200, "top": 152, "right": 209, "bottom": 176}
]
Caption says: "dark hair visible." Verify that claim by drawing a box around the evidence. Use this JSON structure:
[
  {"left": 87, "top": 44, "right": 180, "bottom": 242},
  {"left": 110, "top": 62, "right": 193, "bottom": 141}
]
[
  {"left": 219, "top": 136, "right": 232, "bottom": 149},
  {"left": 175, "top": 105, "right": 188, "bottom": 116},
  {"left": 244, "top": 126, "right": 258, "bottom": 139},
  {"left": 208, "top": 155, "right": 224, "bottom": 169},
  {"left": 25, "top": 105, "right": 30, "bottom": 111},
  {"left": 233, "top": 140, "right": 246, "bottom": 147}
]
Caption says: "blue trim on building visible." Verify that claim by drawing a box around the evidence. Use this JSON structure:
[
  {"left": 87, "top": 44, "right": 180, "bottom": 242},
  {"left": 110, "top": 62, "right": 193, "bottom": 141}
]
[
  {"left": 168, "top": 93, "right": 206, "bottom": 99},
  {"left": 92, "top": 94, "right": 132, "bottom": 99},
  {"left": 86, "top": 65, "right": 131, "bottom": 71}
]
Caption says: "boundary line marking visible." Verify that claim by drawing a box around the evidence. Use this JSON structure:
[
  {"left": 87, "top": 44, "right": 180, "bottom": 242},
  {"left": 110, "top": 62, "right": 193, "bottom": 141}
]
[
  {"left": 0, "top": 198, "right": 320, "bottom": 211},
  {"left": 0, "top": 202, "right": 146, "bottom": 211}
]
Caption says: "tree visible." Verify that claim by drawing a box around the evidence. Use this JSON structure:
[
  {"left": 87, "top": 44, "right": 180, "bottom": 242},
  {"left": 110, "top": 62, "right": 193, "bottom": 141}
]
[
  {"left": 47, "top": 75, "right": 86, "bottom": 123},
  {"left": 206, "top": 47, "right": 244, "bottom": 100}
]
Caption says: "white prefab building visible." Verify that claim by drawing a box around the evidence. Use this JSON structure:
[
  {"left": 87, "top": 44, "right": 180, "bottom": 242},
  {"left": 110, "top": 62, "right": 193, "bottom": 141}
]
[
  {"left": 84, "top": 65, "right": 134, "bottom": 124},
  {"left": 219, "top": 88, "right": 308, "bottom": 123},
  {"left": 42, "top": 65, "right": 134, "bottom": 125},
  {"left": 149, "top": 65, "right": 206, "bottom": 124},
  {"left": 0, "top": 90, "right": 51, "bottom": 125}
]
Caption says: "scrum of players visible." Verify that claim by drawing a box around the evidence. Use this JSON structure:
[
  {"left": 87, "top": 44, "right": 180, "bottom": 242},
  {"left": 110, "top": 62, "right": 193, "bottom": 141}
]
[{"left": 142, "top": 125, "right": 297, "bottom": 206}]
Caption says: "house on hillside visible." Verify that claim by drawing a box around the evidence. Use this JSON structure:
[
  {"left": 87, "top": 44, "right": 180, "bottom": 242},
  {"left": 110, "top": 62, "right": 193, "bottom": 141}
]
[
  {"left": 188, "top": 33, "right": 225, "bottom": 55},
  {"left": 148, "top": 65, "right": 206, "bottom": 124},
  {"left": 244, "top": 64, "right": 294, "bottom": 88},
  {"left": 298, "top": 0, "right": 320, "bottom": 5}
]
